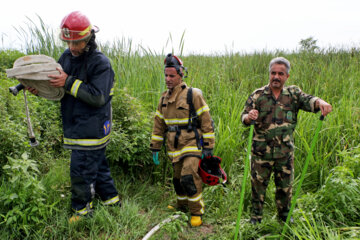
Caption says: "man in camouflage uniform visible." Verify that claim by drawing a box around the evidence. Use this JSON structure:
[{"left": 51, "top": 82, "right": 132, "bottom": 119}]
[
  {"left": 150, "top": 53, "right": 215, "bottom": 227},
  {"left": 241, "top": 57, "right": 332, "bottom": 224}
]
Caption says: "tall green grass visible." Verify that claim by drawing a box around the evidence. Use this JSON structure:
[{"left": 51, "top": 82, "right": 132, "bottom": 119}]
[{"left": 1, "top": 16, "right": 359, "bottom": 239}]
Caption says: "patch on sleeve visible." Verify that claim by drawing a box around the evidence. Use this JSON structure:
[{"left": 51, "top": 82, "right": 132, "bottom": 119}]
[
  {"left": 247, "top": 97, "right": 253, "bottom": 104},
  {"left": 286, "top": 111, "right": 293, "bottom": 121}
]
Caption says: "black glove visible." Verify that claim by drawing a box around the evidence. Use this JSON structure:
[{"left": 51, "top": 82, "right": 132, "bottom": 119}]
[{"left": 202, "top": 148, "right": 213, "bottom": 158}]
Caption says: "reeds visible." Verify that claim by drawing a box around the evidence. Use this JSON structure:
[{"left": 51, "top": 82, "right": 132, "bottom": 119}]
[{"left": 4, "top": 16, "right": 360, "bottom": 239}]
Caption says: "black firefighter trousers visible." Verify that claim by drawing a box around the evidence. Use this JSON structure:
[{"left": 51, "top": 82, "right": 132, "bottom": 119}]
[{"left": 70, "top": 148, "right": 118, "bottom": 213}]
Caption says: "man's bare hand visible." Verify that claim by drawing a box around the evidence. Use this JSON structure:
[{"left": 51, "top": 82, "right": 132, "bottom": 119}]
[
  {"left": 49, "top": 67, "right": 68, "bottom": 87},
  {"left": 25, "top": 87, "right": 39, "bottom": 95},
  {"left": 316, "top": 99, "right": 332, "bottom": 116},
  {"left": 245, "top": 109, "right": 259, "bottom": 124}
]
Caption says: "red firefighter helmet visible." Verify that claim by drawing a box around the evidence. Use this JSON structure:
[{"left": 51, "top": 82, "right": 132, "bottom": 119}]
[
  {"left": 59, "top": 11, "right": 98, "bottom": 42},
  {"left": 199, "top": 155, "right": 227, "bottom": 186}
]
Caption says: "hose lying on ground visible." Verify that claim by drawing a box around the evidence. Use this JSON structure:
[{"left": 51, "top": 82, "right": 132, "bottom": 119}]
[{"left": 142, "top": 214, "right": 180, "bottom": 240}]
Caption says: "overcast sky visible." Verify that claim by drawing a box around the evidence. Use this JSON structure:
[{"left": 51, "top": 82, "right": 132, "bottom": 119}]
[{"left": 1, "top": 0, "right": 360, "bottom": 55}]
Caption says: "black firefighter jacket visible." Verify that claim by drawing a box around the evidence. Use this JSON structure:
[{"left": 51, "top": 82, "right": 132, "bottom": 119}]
[{"left": 58, "top": 48, "right": 114, "bottom": 150}]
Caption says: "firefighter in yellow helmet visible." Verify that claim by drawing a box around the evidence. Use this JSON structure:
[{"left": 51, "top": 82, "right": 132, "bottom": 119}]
[{"left": 150, "top": 54, "right": 215, "bottom": 227}]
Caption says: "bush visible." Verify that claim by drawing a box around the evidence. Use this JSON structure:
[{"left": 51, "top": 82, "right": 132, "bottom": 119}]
[
  {"left": 0, "top": 153, "right": 49, "bottom": 237},
  {"left": 107, "top": 88, "right": 153, "bottom": 175},
  {"left": 298, "top": 145, "right": 360, "bottom": 226},
  {"left": 0, "top": 50, "right": 24, "bottom": 73},
  {"left": 0, "top": 74, "right": 29, "bottom": 166},
  {"left": 0, "top": 72, "right": 64, "bottom": 171},
  {"left": 25, "top": 97, "right": 64, "bottom": 159}
]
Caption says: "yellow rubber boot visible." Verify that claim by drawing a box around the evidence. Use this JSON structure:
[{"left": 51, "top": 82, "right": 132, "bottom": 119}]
[
  {"left": 69, "top": 215, "right": 82, "bottom": 224},
  {"left": 190, "top": 216, "right": 202, "bottom": 227},
  {"left": 167, "top": 205, "right": 175, "bottom": 210}
]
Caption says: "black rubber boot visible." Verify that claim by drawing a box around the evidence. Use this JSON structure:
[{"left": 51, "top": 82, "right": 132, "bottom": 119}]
[
  {"left": 280, "top": 216, "right": 294, "bottom": 223},
  {"left": 250, "top": 217, "right": 262, "bottom": 225}
]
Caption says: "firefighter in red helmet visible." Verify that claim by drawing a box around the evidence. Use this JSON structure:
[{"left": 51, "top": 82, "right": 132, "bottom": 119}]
[
  {"left": 27, "top": 11, "right": 120, "bottom": 223},
  {"left": 59, "top": 11, "right": 97, "bottom": 42},
  {"left": 150, "top": 53, "right": 216, "bottom": 227},
  {"left": 58, "top": 11, "right": 99, "bottom": 57}
]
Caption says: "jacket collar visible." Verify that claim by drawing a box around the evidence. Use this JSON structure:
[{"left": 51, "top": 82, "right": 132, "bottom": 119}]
[
  {"left": 264, "top": 84, "right": 290, "bottom": 96},
  {"left": 166, "top": 82, "right": 187, "bottom": 103}
]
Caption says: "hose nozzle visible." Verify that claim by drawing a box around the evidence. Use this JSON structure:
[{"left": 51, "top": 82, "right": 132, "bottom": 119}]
[{"left": 9, "top": 83, "right": 25, "bottom": 96}]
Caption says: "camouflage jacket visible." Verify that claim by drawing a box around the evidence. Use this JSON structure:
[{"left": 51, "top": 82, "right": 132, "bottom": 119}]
[
  {"left": 150, "top": 82, "right": 215, "bottom": 163},
  {"left": 241, "top": 84, "right": 319, "bottom": 159}
]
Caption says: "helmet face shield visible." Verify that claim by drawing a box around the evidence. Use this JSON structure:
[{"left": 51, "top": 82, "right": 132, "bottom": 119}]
[
  {"left": 60, "top": 26, "right": 99, "bottom": 43},
  {"left": 60, "top": 27, "right": 91, "bottom": 42}
]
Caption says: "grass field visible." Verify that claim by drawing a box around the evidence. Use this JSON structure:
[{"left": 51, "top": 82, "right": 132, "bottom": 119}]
[{"left": 0, "top": 18, "right": 359, "bottom": 239}]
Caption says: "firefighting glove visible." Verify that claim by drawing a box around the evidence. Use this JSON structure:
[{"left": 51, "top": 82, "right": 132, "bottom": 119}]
[
  {"left": 152, "top": 151, "right": 159, "bottom": 165},
  {"left": 202, "top": 148, "right": 213, "bottom": 158}
]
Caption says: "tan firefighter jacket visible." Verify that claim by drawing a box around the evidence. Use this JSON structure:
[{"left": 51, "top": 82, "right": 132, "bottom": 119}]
[{"left": 150, "top": 82, "right": 215, "bottom": 163}]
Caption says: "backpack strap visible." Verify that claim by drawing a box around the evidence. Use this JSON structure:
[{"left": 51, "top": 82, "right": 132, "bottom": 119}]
[
  {"left": 187, "top": 88, "right": 202, "bottom": 150},
  {"left": 187, "top": 88, "right": 196, "bottom": 123},
  {"left": 160, "top": 96, "right": 166, "bottom": 108}
]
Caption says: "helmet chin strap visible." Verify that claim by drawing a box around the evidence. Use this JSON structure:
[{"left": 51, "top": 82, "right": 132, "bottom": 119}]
[
  {"left": 84, "top": 31, "right": 94, "bottom": 52},
  {"left": 182, "top": 66, "right": 188, "bottom": 78},
  {"left": 80, "top": 31, "right": 97, "bottom": 83}
]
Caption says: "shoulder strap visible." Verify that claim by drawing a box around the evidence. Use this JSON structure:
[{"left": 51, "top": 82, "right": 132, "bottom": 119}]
[
  {"left": 187, "top": 87, "right": 202, "bottom": 149},
  {"left": 187, "top": 87, "right": 196, "bottom": 117}
]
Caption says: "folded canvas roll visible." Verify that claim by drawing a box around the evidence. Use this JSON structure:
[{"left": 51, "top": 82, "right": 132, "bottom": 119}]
[{"left": 6, "top": 55, "right": 65, "bottom": 100}]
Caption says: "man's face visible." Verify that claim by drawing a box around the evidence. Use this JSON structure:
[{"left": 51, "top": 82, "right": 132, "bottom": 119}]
[
  {"left": 67, "top": 41, "right": 87, "bottom": 57},
  {"left": 269, "top": 63, "right": 289, "bottom": 90},
  {"left": 165, "top": 67, "right": 182, "bottom": 90}
]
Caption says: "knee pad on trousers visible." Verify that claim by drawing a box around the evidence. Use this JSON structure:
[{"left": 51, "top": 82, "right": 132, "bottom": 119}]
[
  {"left": 180, "top": 175, "right": 197, "bottom": 196},
  {"left": 173, "top": 178, "right": 186, "bottom": 195}
]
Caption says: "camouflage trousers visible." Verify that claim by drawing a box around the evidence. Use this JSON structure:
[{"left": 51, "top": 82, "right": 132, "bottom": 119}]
[
  {"left": 250, "top": 153, "right": 294, "bottom": 220},
  {"left": 172, "top": 156, "right": 204, "bottom": 216}
]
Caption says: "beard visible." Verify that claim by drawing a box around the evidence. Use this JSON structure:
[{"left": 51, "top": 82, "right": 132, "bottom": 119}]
[{"left": 70, "top": 50, "right": 83, "bottom": 57}]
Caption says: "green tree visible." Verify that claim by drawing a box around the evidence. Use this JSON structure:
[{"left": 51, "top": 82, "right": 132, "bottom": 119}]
[{"left": 299, "top": 37, "right": 319, "bottom": 52}]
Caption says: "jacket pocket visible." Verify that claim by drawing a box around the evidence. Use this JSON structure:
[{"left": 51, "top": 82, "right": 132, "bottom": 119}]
[
  {"left": 176, "top": 101, "right": 190, "bottom": 119},
  {"left": 252, "top": 140, "right": 267, "bottom": 157},
  {"left": 72, "top": 115, "right": 102, "bottom": 139},
  {"left": 281, "top": 133, "right": 294, "bottom": 154}
]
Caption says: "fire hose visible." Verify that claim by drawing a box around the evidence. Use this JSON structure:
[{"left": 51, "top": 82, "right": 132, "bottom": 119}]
[
  {"left": 6, "top": 55, "right": 65, "bottom": 147},
  {"left": 22, "top": 90, "right": 39, "bottom": 147},
  {"left": 142, "top": 214, "right": 180, "bottom": 240}
]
